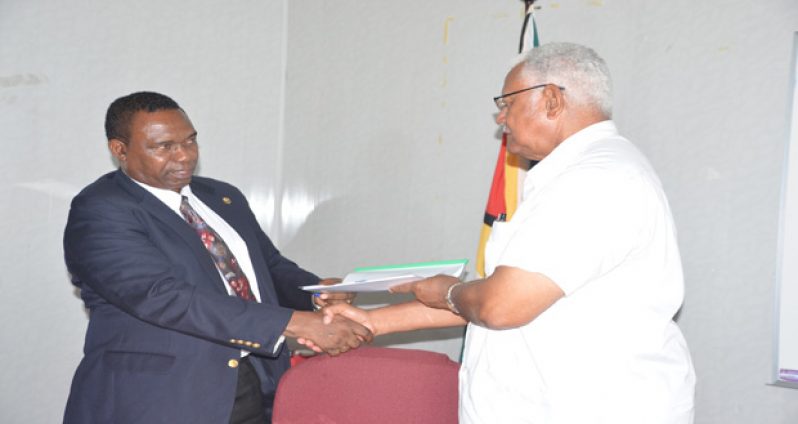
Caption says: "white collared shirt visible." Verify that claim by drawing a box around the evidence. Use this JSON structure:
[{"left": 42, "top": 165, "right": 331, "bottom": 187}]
[{"left": 460, "top": 121, "right": 695, "bottom": 424}]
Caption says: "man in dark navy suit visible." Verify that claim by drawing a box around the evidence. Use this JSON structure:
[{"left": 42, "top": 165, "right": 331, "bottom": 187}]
[{"left": 63, "top": 91, "right": 370, "bottom": 423}]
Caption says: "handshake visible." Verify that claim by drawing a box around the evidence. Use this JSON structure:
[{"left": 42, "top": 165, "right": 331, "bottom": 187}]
[
  {"left": 280, "top": 277, "right": 370, "bottom": 357},
  {"left": 284, "top": 274, "right": 466, "bottom": 356}
]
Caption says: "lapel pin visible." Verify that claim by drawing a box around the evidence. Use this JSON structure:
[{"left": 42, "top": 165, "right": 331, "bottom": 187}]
[{"left": 222, "top": 196, "right": 232, "bottom": 205}]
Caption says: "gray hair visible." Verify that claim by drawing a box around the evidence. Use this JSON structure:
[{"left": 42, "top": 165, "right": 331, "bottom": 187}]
[{"left": 516, "top": 42, "right": 613, "bottom": 117}]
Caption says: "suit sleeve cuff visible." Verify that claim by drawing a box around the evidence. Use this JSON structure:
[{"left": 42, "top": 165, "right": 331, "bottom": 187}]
[{"left": 273, "top": 335, "right": 286, "bottom": 354}]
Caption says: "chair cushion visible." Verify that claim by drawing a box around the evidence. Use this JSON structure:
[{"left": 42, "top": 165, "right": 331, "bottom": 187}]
[{"left": 272, "top": 346, "right": 459, "bottom": 424}]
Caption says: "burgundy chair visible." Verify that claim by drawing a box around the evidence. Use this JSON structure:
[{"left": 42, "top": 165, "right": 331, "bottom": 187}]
[{"left": 272, "top": 346, "right": 459, "bottom": 424}]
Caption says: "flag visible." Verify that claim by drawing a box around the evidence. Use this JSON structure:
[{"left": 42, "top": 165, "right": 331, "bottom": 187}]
[{"left": 475, "top": 1, "right": 540, "bottom": 277}]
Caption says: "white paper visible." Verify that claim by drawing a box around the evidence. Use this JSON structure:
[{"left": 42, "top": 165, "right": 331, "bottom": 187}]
[{"left": 301, "top": 260, "right": 467, "bottom": 293}]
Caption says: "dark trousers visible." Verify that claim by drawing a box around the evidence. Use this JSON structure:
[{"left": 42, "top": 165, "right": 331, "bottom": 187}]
[{"left": 229, "top": 356, "right": 269, "bottom": 424}]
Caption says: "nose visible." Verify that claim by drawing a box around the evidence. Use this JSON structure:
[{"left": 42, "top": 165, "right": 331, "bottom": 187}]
[
  {"left": 495, "top": 108, "right": 507, "bottom": 125},
  {"left": 171, "top": 143, "right": 193, "bottom": 162}
]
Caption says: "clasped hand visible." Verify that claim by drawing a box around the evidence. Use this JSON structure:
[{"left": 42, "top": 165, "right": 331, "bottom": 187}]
[
  {"left": 290, "top": 277, "right": 365, "bottom": 356},
  {"left": 292, "top": 311, "right": 372, "bottom": 356}
]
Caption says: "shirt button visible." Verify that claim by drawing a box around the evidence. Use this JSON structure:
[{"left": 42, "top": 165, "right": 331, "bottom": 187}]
[{"left": 228, "top": 359, "right": 239, "bottom": 368}]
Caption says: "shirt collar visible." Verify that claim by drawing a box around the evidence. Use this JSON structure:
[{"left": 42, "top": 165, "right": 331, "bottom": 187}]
[
  {"left": 129, "top": 177, "right": 193, "bottom": 213},
  {"left": 523, "top": 120, "right": 618, "bottom": 200}
]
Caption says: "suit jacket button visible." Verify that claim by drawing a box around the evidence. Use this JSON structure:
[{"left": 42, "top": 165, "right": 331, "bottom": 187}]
[
  {"left": 244, "top": 341, "right": 253, "bottom": 347},
  {"left": 252, "top": 343, "right": 261, "bottom": 349},
  {"left": 228, "top": 359, "right": 239, "bottom": 368}
]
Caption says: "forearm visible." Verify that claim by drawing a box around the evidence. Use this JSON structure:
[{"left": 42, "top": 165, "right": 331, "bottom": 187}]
[
  {"left": 449, "top": 267, "right": 564, "bottom": 329},
  {"left": 450, "top": 279, "right": 498, "bottom": 328},
  {"left": 254, "top": 224, "right": 319, "bottom": 310},
  {"left": 370, "top": 300, "right": 466, "bottom": 336}
]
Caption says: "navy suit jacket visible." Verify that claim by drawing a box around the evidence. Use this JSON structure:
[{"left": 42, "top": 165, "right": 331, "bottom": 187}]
[{"left": 63, "top": 170, "right": 318, "bottom": 423}]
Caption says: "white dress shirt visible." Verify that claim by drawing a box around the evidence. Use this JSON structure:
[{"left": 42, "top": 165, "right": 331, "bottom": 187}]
[{"left": 459, "top": 121, "right": 695, "bottom": 424}]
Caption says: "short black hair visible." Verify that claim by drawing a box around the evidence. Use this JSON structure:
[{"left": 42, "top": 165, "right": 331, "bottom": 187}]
[{"left": 105, "top": 91, "right": 181, "bottom": 141}]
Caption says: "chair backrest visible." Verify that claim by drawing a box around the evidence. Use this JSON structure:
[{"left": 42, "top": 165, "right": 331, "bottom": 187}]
[{"left": 272, "top": 346, "right": 459, "bottom": 424}]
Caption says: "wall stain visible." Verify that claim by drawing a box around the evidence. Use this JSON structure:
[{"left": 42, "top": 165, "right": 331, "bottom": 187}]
[
  {"left": 0, "top": 73, "right": 49, "bottom": 89},
  {"left": 0, "top": 95, "right": 18, "bottom": 105},
  {"left": 441, "top": 17, "right": 453, "bottom": 102},
  {"left": 443, "top": 16, "right": 454, "bottom": 45}
]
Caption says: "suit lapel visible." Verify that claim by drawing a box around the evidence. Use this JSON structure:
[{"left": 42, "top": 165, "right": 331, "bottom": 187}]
[
  {"left": 191, "top": 179, "right": 279, "bottom": 305},
  {"left": 190, "top": 181, "right": 237, "bottom": 233},
  {"left": 113, "top": 170, "right": 228, "bottom": 295}
]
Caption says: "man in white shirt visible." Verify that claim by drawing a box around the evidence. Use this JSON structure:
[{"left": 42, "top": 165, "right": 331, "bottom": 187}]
[{"left": 323, "top": 42, "right": 696, "bottom": 423}]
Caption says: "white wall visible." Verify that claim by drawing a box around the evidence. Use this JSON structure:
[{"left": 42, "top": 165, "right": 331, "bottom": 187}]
[
  {"left": 278, "top": 0, "right": 519, "bottom": 359},
  {"left": 2, "top": 1, "right": 798, "bottom": 423},
  {"left": 0, "top": 1, "right": 288, "bottom": 422}
]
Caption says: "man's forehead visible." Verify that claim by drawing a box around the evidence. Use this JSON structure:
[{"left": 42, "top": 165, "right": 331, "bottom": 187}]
[
  {"left": 132, "top": 109, "right": 195, "bottom": 139},
  {"left": 505, "top": 63, "right": 534, "bottom": 83},
  {"left": 132, "top": 109, "right": 191, "bottom": 127},
  {"left": 504, "top": 65, "right": 535, "bottom": 89}
]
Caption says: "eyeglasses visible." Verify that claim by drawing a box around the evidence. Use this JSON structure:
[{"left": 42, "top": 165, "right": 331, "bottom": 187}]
[{"left": 493, "top": 83, "right": 565, "bottom": 110}]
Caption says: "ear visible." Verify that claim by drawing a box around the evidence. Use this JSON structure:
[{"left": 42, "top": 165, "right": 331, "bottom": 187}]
[
  {"left": 108, "top": 139, "right": 127, "bottom": 163},
  {"left": 544, "top": 86, "right": 566, "bottom": 119}
]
